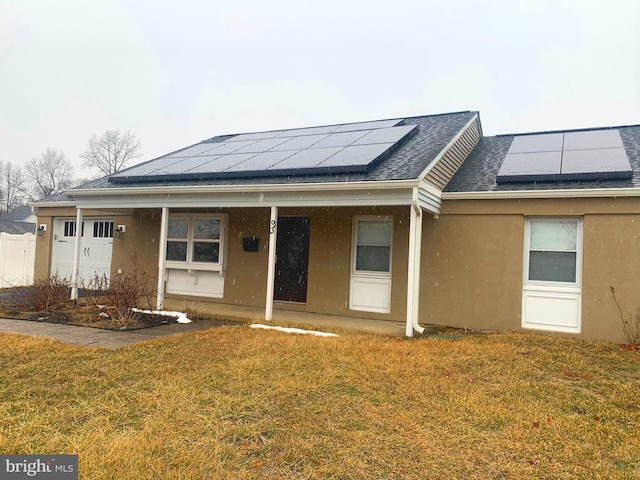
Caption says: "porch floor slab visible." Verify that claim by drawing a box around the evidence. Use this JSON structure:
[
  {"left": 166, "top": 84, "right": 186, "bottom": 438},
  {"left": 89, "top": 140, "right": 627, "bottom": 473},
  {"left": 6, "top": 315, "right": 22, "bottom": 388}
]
[{"left": 164, "top": 299, "right": 408, "bottom": 336}]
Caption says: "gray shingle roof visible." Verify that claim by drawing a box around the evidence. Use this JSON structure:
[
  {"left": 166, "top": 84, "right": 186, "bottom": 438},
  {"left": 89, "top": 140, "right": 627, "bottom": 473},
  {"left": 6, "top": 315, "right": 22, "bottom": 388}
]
[
  {"left": 0, "top": 205, "right": 33, "bottom": 221},
  {"left": 0, "top": 220, "right": 35, "bottom": 234},
  {"left": 444, "top": 124, "right": 640, "bottom": 192},
  {"left": 74, "top": 111, "right": 477, "bottom": 191}
]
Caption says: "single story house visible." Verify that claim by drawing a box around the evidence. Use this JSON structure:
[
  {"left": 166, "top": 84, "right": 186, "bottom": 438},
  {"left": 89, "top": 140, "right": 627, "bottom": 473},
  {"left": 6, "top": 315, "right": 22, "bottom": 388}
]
[
  {"left": 31, "top": 111, "right": 640, "bottom": 343},
  {"left": 0, "top": 205, "right": 38, "bottom": 224}
]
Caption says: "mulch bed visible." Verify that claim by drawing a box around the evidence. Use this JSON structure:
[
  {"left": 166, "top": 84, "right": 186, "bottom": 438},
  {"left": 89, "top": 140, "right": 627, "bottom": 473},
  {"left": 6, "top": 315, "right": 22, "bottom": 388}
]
[{"left": 0, "top": 303, "right": 184, "bottom": 330}]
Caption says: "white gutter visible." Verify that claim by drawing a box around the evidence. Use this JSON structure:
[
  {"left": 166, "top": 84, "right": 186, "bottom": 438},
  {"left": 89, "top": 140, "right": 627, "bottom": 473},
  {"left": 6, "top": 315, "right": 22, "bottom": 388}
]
[
  {"left": 29, "top": 201, "right": 75, "bottom": 209},
  {"left": 406, "top": 188, "right": 425, "bottom": 337},
  {"left": 443, "top": 187, "right": 640, "bottom": 200}
]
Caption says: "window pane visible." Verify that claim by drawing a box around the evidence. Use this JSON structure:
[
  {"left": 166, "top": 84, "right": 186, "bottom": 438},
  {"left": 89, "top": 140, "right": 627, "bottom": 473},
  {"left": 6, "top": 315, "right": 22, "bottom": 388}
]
[
  {"left": 193, "top": 242, "right": 220, "bottom": 263},
  {"left": 166, "top": 241, "right": 187, "bottom": 261},
  {"left": 193, "top": 219, "right": 220, "bottom": 240},
  {"left": 358, "top": 221, "right": 391, "bottom": 246},
  {"left": 356, "top": 246, "right": 390, "bottom": 272},
  {"left": 168, "top": 219, "right": 188, "bottom": 239},
  {"left": 531, "top": 221, "right": 577, "bottom": 251},
  {"left": 529, "top": 251, "right": 577, "bottom": 282}
]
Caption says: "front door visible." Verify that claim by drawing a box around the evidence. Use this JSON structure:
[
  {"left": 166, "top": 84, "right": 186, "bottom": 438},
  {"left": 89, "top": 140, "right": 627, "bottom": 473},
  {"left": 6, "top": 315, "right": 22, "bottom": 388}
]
[{"left": 274, "top": 216, "right": 310, "bottom": 303}]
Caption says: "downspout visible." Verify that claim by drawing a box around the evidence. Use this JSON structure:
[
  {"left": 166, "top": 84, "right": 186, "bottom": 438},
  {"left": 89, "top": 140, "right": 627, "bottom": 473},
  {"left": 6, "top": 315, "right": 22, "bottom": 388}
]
[{"left": 406, "top": 189, "right": 425, "bottom": 337}]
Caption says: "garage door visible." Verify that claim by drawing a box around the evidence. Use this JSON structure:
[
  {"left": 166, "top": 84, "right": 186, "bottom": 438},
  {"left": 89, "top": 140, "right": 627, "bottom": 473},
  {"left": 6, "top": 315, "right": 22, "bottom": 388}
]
[{"left": 52, "top": 218, "right": 114, "bottom": 285}]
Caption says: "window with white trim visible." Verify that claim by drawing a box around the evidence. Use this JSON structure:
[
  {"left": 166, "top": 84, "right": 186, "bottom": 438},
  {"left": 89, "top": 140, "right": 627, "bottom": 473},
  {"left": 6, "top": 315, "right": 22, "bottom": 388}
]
[
  {"left": 525, "top": 219, "right": 581, "bottom": 285},
  {"left": 354, "top": 219, "right": 392, "bottom": 274},
  {"left": 166, "top": 215, "right": 225, "bottom": 269},
  {"left": 63, "top": 221, "right": 84, "bottom": 237}
]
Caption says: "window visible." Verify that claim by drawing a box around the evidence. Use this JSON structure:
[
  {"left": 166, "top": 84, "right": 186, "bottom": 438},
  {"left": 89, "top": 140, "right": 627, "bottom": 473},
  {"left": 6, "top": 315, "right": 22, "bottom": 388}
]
[
  {"left": 354, "top": 219, "right": 392, "bottom": 274},
  {"left": 93, "top": 221, "right": 114, "bottom": 238},
  {"left": 526, "top": 219, "right": 581, "bottom": 284},
  {"left": 165, "top": 215, "right": 224, "bottom": 269},
  {"left": 63, "top": 221, "right": 84, "bottom": 237}
]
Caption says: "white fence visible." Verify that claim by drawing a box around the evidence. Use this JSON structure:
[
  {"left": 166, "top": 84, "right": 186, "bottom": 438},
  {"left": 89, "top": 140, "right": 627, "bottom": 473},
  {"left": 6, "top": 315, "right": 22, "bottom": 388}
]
[{"left": 0, "top": 233, "right": 35, "bottom": 288}]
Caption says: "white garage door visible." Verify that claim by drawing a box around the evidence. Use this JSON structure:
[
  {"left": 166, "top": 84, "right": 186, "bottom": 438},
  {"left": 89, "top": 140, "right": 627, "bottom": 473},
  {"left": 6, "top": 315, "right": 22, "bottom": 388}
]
[{"left": 52, "top": 218, "right": 114, "bottom": 285}]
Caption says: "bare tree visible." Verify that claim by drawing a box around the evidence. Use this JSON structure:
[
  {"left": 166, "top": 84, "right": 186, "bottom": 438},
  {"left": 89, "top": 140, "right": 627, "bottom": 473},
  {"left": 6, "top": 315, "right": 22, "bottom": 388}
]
[
  {"left": 22, "top": 147, "right": 74, "bottom": 201},
  {"left": 3, "top": 162, "right": 24, "bottom": 212},
  {"left": 81, "top": 129, "right": 142, "bottom": 175}
]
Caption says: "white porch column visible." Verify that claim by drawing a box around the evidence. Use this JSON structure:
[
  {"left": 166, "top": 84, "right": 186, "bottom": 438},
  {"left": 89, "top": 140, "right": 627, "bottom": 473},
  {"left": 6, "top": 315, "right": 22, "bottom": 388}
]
[
  {"left": 265, "top": 206, "right": 278, "bottom": 321},
  {"left": 156, "top": 207, "right": 169, "bottom": 310},
  {"left": 406, "top": 204, "right": 425, "bottom": 337},
  {"left": 70, "top": 208, "right": 84, "bottom": 300}
]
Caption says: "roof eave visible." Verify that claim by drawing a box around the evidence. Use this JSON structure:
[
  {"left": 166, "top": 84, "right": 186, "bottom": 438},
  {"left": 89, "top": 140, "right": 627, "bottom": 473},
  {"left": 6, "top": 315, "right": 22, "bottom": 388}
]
[
  {"left": 442, "top": 187, "right": 640, "bottom": 200},
  {"left": 66, "top": 178, "right": 420, "bottom": 198}
]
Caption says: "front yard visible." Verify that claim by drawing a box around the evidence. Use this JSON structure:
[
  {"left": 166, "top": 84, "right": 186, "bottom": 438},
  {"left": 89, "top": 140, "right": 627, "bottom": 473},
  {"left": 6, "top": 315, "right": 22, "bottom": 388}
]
[{"left": 0, "top": 325, "right": 638, "bottom": 479}]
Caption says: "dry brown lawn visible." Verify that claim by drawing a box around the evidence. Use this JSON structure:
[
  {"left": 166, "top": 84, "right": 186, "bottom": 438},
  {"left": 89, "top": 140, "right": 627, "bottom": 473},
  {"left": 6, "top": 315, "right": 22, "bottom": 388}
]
[{"left": 0, "top": 325, "right": 639, "bottom": 479}]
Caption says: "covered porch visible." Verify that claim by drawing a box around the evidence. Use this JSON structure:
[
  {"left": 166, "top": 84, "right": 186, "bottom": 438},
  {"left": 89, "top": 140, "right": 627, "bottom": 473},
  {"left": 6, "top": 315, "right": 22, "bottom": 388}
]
[{"left": 65, "top": 180, "right": 442, "bottom": 337}]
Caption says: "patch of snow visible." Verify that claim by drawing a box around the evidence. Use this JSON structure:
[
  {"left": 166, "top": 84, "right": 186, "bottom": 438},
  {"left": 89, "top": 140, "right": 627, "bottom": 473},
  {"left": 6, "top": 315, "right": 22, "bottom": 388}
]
[
  {"left": 250, "top": 324, "right": 338, "bottom": 337},
  {"left": 97, "top": 305, "right": 192, "bottom": 324}
]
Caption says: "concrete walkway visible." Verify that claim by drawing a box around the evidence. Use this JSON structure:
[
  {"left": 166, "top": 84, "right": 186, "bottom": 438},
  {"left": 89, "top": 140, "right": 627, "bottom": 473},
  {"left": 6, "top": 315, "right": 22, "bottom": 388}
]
[
  {"left": 0, "top": 305, "right": 428, "bottom": 349},
  {"left": 0, "top": 318, "right": 227, "bottom": 349}
]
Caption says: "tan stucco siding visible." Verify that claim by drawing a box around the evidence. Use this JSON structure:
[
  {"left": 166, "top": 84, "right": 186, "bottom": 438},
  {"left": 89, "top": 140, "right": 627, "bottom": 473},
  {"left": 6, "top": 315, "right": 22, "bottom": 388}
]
[
  {"left": 426, "top": 197, "right": 640, "bottom": 343},
  {"left": 110, "top": 209, "right": 160, "bottom": 280},
  {"left": 581, "top": 214, "right": 640, "bottom": 343},
  {"left": 420, "top": 213, "right": 524, "bottom": 331}
]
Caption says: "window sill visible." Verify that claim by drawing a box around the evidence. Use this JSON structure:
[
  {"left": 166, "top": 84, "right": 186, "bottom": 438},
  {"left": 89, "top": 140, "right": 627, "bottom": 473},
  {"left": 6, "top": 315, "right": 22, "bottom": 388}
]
[
  {"left": 165, "top": 262, "right": 223, "bottom": 272},
  {"left": 523, "top": 283, "right": 581, "bottom": 294}
]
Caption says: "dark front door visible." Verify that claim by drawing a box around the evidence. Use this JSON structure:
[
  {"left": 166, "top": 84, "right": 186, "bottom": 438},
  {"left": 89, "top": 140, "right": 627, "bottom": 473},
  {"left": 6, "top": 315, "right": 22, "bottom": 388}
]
[{"left": 274, "top": 216, "right": 310, "bottom": 303}]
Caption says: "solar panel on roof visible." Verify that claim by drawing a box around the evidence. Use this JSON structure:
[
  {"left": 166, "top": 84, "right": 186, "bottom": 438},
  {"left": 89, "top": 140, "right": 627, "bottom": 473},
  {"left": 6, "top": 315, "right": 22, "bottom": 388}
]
[
  {"left": 507, "top": 133, "right": 563, "bottom": 153},
  {"left": 120, "top": 155, "right": 189, "bottom": 177},
  {"left": 497, "top": 152, "right": 562, "bottom": 179},
  {"left": 496, "top": 129, "right": 632, "bottom": 184},
  {"left": 275, "top": 125, "right": 337, "bottom": 137},
  {"left": 225, "top": 150, "right": 298, "bottom": 171},
  {"left": 109, "top": 119, "right": 417, "bottom": 184},
  {"left": 232, "top": 137, "right": 290, "bottom": 154},
  {"left": 317, "top": 143, "right": 394, "bottom": 169},
  {"left": 172, "top": 144, "right": 223, "bottom": 157},
  {"left": 561, "top": 148, "right": 631, "bottom": 176},
  {"left": 270, "top": 134, "right": 328, "bottom": 151},
  {"left": 332, "top": 119, "right": 401, "bottom": 133},
  {"left": 229, "top": 131, "right": 284, "bottom": 142},
  {"left": 563, "top": 130, "right": 623, "bottom": 150},
  {"left": 352, "top": 125, "right": 417, "bottom": 145},
  {"left": 207, "top": 140, "right": 258, "bottom": 155},
  {"left": 157, "top": 155, "right": 223, "bottom": 175},
  {"left": 267, "top": 147, "right": 343, "bottom": 170},
  {"left": 183, "top": 153, "right": 258, "bottom": 173},
  {"left": 310, "top": 130, "right": 370, "bottom": 149}
]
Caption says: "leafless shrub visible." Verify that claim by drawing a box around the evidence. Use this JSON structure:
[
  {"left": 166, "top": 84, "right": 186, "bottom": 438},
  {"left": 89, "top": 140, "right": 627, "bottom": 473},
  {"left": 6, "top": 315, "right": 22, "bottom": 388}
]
[
  {"left": 85, "top": 256, "right": 155, "bottom": 328},
  {"left": 11, "top": 274, "right": 70, "bottom": 311},
  {"left": 610, "top": 286, "right": 640, "bottom": 346}
]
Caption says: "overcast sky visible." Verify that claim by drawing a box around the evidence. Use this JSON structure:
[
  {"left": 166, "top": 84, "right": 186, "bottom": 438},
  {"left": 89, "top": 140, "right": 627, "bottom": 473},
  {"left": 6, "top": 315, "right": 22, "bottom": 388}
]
[{"left": 1, "top": 0, "right": 638, "bottom": 179}]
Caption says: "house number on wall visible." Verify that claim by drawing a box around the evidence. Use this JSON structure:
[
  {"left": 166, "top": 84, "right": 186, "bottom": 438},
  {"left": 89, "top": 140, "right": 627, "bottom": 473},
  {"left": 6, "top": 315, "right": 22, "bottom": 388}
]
[{"left": 269, "top": 220, "right": 276, "bottom": 234}]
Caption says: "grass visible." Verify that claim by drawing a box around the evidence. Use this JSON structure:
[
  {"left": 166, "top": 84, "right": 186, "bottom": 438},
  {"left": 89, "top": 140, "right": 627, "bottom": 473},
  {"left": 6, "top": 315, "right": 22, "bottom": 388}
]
[{"left": 0, "top": 326, "right": 639, "bottom": 479}]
